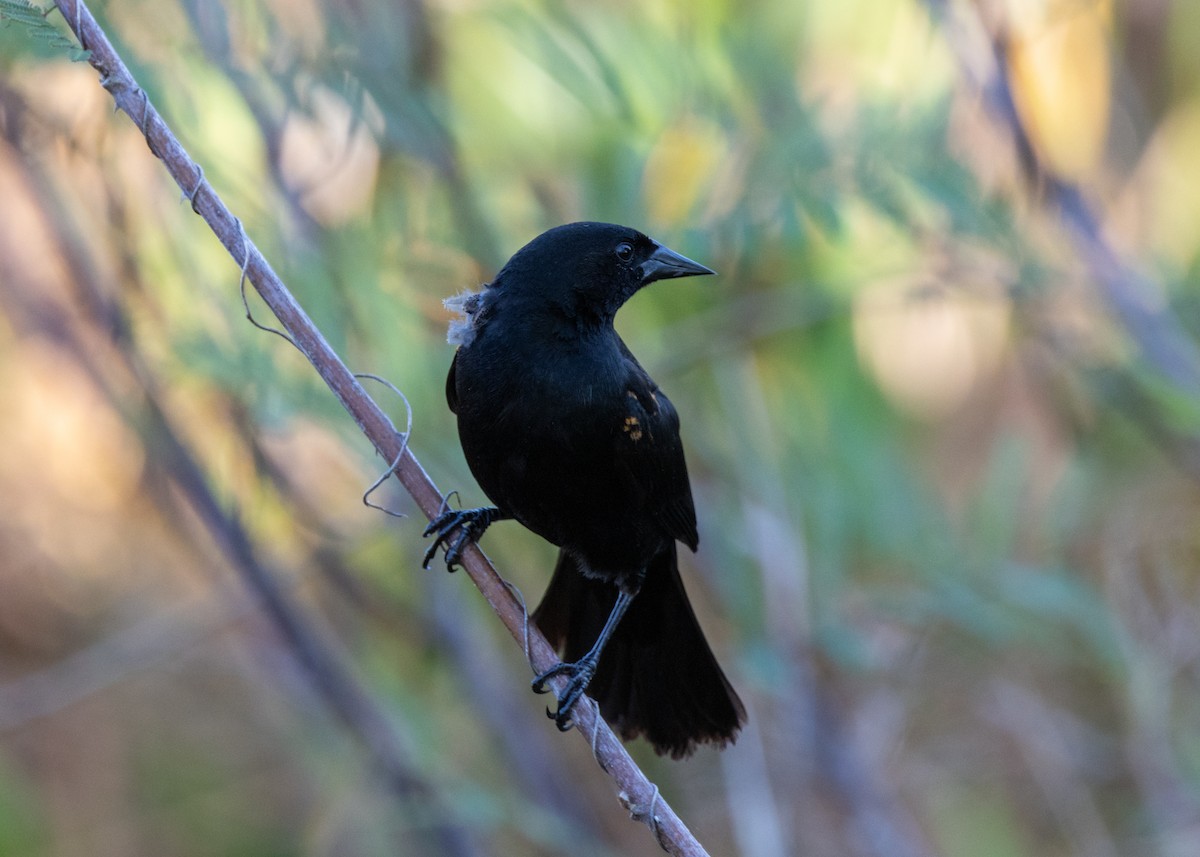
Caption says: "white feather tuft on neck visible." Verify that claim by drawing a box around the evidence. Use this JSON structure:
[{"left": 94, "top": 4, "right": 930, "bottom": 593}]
[{"left": 444, "top": 289, "right": 484, "bottom": 347}]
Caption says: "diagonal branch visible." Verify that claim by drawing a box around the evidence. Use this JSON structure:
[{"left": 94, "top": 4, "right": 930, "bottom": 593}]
[{"left": 49, "top": 1, "right": 708, "bottom": 853}]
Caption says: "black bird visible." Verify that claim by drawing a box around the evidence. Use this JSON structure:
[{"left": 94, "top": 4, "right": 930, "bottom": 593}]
[{"left": 424, "top": 222, "right": 745, "bottom": 758}]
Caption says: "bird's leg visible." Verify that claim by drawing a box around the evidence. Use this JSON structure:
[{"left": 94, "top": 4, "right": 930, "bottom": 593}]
[
  {"left": 532, "top": 574, "right": 643, "bottom": 731},
  {"left": 422, "top": 506, "right": 508, "bottom": 570}
]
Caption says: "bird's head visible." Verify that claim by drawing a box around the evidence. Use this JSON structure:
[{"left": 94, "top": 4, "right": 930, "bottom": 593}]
[{"left": 490, "top": 222, "right": 714, "bottom": 326}]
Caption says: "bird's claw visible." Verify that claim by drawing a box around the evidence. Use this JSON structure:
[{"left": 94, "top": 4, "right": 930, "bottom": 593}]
[
  {"left": 421, "top": 506, "right": 500, "bottom": 571},
  {"left": 546, "top": 706, "right": 575, "bottom": 732},
  {"left": 532, "top": 659, "right": 596, "bottom": 732},
  {"left": 420, "top": 513, "right": 468, "bottom": 570}
]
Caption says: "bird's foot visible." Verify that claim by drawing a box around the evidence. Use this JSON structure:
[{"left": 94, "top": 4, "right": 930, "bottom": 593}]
[
  {"left": 421, "top": 506, "right": 502, "bottom": 571},
  {"left": 532, "top": 658, "right": 597, "bottom": 732}
]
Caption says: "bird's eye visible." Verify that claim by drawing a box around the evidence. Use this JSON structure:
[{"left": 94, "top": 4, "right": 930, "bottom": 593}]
[{"left": 614, "top": 242, "right": 634, "bottom": 262}]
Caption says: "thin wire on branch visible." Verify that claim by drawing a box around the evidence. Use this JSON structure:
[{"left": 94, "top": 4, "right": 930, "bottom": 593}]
[{"left": 49, "top": 1, "right": 705, "bottom": 853}]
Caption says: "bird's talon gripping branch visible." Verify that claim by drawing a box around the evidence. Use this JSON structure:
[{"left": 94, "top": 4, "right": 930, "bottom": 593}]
[
  {"left": 421, "top": 506, "right": 504, "bottom": 570},
  {"left": 545, "top": 706, "right": 575, "bottom": 731},
  {"left": 529, "top": 665, "right": 561, "bottom": 696},
  {"left": 532, "top": 659, "right": 596, "bottom": 731}
]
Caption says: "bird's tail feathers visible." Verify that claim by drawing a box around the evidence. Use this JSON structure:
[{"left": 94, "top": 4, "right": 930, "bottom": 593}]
[{"left": 533, "top": 546, "right": 745, "bottom": 758}]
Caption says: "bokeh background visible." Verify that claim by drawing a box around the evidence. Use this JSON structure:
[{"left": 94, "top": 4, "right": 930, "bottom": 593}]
[{"left": 3, "top": 0, "right": 1200, "bottom": 854}]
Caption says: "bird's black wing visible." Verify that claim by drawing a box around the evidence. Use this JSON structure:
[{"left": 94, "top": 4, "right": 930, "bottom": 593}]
[
  {"left": 445, "top": 351, "right": 459, "bottom": 414},
  {"left": 615, "top": 360, "right": 699, "bottom": 552}
]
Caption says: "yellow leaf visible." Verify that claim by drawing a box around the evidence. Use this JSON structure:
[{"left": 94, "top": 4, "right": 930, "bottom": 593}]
[{"left": 1006, "top": 0, "right": 1112, "bottom": 180}]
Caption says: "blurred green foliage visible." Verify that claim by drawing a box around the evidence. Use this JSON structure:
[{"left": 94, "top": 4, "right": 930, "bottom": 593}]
[{"left": 2, "top": 0, "right": 1200, "bottom": 855}]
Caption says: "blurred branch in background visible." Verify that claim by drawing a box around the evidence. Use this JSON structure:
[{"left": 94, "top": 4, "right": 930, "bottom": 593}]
[
  {"left": 4, "top": 0, "right": 1200, "bottom": 855},
  {"left": 925, "top": 0, "right": 1200, "bottom": 423}
]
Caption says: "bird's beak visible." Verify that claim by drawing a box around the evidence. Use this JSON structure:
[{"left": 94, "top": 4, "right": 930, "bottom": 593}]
[{"left": 639, "top": 243, "right": 716, "bottom": 285}]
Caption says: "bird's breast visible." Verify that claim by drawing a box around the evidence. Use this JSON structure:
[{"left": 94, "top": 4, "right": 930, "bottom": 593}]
[{"left": 451, "top": 336, "right": 660, "bottom": 563}]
